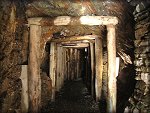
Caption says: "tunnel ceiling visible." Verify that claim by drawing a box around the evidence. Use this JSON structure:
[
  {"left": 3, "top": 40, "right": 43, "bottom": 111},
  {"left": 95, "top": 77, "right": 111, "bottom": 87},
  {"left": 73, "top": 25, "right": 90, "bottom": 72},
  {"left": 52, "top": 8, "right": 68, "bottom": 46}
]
[
  {"left": 25, "top": 0, "right": 136, "bottom": 18},
  {"left": 24, "top": 0, "right": 147, "bottom": 64}
]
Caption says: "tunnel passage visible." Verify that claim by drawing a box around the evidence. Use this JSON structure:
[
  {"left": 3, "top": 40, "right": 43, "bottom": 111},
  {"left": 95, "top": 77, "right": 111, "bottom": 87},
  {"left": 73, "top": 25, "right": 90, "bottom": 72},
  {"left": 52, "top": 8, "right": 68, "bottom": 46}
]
[
  {"left": 26, "top": 16, "right": 118, "bottom": 113},
  {"left": 1, "top": 0, "right": 150, "bottom": 113},
  {"left": 42, "top": 42, "right": 100, "bottom": 113},
  {"left": 37, "top": 33, "right": 100, "bottom": 113},
  {"left": 48, "top": 36, "right": 97, "bottom": 102}
]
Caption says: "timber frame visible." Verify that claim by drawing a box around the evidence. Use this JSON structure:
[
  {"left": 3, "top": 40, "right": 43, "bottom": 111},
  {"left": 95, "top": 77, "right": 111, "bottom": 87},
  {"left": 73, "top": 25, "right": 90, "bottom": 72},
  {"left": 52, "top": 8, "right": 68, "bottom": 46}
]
[{"left": 27, "top": 16, "right": 118, "bottom": 113}]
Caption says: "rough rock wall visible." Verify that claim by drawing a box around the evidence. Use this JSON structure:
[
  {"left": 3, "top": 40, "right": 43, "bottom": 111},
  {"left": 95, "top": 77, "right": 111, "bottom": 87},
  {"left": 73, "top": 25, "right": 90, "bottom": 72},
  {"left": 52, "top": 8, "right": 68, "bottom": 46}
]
[
  {"left": 41, "top": 44, "right": 52, "bottom": 108},
  {"left": 41, "top": 72, "right": 52, "bottom": 109},
  {"left": 126, "top": 2, "right": 150, "bottom": 113},
  {"left": 0, "top": 0, "right": 27, "bottom": 112}
]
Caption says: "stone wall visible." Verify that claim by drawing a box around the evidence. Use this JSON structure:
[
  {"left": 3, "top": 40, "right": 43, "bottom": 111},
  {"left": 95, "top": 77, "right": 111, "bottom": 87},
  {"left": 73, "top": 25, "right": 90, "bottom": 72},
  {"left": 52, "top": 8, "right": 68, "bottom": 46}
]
[
  {"left": 0, "top": 0, "right": 27, "bottom": 112},
  {"left": 126, "top": 2, "right": 150, "bottom": 113}
]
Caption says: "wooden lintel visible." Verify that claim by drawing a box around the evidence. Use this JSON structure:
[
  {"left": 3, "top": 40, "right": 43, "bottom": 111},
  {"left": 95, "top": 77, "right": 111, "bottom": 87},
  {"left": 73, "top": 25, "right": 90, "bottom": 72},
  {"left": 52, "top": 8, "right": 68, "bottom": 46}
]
[
  {"left": 58, "top": 39, "right": 95, "bottom": 44},
  {"left": 51, "top": 35, "right": 96, "bottom": 43},
  {"left": 28, "top": 16, "right": 118, "bottom": 26},
  {"left": 62, "top": 43, "right": 89, "bottom": 48},
  {"left": 62, "top": 46, "right": 88, "bottom": 48},
  {"left": 61, "top": 40, "right": 90, "bottom": 44}
]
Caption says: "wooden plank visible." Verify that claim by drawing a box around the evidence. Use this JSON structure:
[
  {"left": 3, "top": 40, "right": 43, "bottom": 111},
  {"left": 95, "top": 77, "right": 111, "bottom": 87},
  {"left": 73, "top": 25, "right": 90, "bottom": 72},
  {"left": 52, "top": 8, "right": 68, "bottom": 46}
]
[
  {"left": 56, "top": 45, "right": 61, "bottom": 91},
  {"left": 49, "top": 42, "right": 57, "bottom": 101},
  {"left": 61, "top": 40, "right": 91, "bottom": 44},
  {"left": 70, "top": 48, "right": 74, "bottom": 80},
  {"left": 20, "top": 65, "right": 28, "bottom": 113},
  {"left": 74, "top": 49, "right": 78, "bottom": 79},
  {"left": 28, "top": 16, "right": 118, "bottom": 26},
  {"left": 107, "top": 24, "right": 117, "bottom": 113},
  {"left": 62, "top": 43, "right": 89, "bottom": 48},
  {"left": 95, "top": 36, "right": 103, "bottom": 101},
  {"left": 65, "top": 49, "right": 68, "bottom": 80},
  {"left": 60, "top": 47, "right": 64, "bottom": 89},
  {"left": 28, "top": 25, "right": 41, "bottom": 113},
  {"left": 76, "top": 50, "right": 80, "bottom": 78},
  {"left": 90, "top": 43, "right": 95, "bottom": 97},
  {"left": 78, "top": 50, "right": 82, "bottom": 78},
  {"left": 64, "top": 48, "right": 68, "bottom": 80},
  {"left": 63, "top": 48, "right": 66, "bottom": 81},
  {"left": 67, "top": 49, "right": 70, "bottom": 80}
]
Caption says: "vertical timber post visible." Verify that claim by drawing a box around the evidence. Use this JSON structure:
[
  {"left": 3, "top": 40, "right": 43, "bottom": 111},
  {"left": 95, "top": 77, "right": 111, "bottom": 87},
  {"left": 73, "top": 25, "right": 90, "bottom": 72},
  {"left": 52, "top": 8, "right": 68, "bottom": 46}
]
[
  {"left": 50, "top": 42, "right": 57, "bottom": 101},
  {"left": 62, "top": 48, "right": 65, "bottom": 86},
  {"left": 95, "top": 36, "right": 103, "bottom": 101},
  {"left": 90, "top": 43, "right": 94, "bottom": 97},
  {"left": 67, "top": 49, "right": 70, "bottom": 80},
  {"left": 74, "top": 49, "right": 77, "bottom": 79},
  {"left": 28, "top": 25, "right": 41, "bottom": 113},
  {"left": 64, "top": 48, "right": 67, "bottom": 80},
  {"left": 56, "top": 45, "right": 61, "bottom": 91},
  {"left": 77, "top": 50, "right": 80, "bottom": 78},
  {"left": 60, "top": 47, "right": 64, "bottom": 89},
  {"left": 20, "top": 65, "right": 29, "bottom": 113},
  {"left": 70, "top": 48, "right": 73, "bottom": 80},
  {"left": 107, "top": 24, "right": 116, "bottom": 113}
]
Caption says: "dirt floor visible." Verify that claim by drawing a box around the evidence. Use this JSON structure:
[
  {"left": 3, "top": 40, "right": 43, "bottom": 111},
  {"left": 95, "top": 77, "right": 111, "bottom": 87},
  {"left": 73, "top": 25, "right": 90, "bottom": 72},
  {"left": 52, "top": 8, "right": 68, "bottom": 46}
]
[{"left": 42, "top": 78, "right": 100, "bottom": 113}]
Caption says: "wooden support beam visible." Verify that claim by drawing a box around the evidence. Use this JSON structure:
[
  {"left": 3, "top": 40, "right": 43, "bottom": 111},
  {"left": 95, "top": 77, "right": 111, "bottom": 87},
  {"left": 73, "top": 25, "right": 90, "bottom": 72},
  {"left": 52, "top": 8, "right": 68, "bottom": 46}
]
[
  {"left": 28, "top": 25, "right": 41, "bottom": 113},
  {"left": 56, "top": 45, "right": 61, "bottom": 91},
  {"left": 76, "top": 50, "right": 80, "bottom": 78},
  {"left": 60, "top": 47, "right": 64, "bottom": 89},
  {"left": 51, "top": 35, "right": 96, "bottom": 43},
  {"left": 70, "top": 48, "right": 74, "bottom": 80},
  {"left": 63, "top": 48, "right": 66, "bottom": 80},
  {"left": 20, "top": 65, "right": 28, "bottom": 113},
  {"left": 49, "top": 42, "right": 57, "bottom": 101},
  {"left": 90, "top": 43, "right": 95, "bottom": 97},
  {"left": 64, "top": 49, "right": 67, "bottom": 80},
  {"left": 67, "top": 49, "right": 70, "bottom": 80},
  {"left": 78, "top": 51, "right": 82, "bottom": 78},
  {"left": 61, "top": 40, "right": 91, "bottom": 44},
  {"left": 63, "top": 48, "right": 66, "bottom": 81},
  {"left": 107, "top": 24, "right": 116, "bottom": 113},
  {"left": 65, "top": 49, "right": 68, "bottom": 80},
  {"left": 95, "top": 36, "right": 103, "bottom": 101},
  {"left": 62, "top": 43, "right": 89, "bottom": 48},
  {"left": 28, "top": 18, "right": 53, "bottom": 63},
  {"left": 85, "top": 48, "right": 88, "bottom": 84},
  {"left": 28, "top": 16, "right": 118, "bottom": 26},
  {"left": 74, "top": 49, "right": 77, "bottom": 79}
]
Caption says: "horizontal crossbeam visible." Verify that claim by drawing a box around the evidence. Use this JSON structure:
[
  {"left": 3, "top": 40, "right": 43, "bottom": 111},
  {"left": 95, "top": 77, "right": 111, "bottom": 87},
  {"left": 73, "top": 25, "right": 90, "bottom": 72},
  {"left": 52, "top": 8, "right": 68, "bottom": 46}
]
[{"left": 28, "top": 16, "right": 118, "bottom": 26}]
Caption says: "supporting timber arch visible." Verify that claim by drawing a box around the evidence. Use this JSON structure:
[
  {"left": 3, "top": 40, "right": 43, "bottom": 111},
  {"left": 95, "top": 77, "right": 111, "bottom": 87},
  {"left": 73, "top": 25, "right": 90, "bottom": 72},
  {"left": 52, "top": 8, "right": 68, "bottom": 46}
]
[{"left": 28, "top": 16, "right": 118, "bottom": 113}]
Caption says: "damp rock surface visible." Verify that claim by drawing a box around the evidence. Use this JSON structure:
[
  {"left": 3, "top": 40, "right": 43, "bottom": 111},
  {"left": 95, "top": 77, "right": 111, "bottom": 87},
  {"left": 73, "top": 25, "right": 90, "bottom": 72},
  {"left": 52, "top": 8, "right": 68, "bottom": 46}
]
[
  {"left": 42, "top": 79, "right": 100, "bottom": 113},
  {"left": 126, "top": 1, "right": 150, "bottom": 112},
  {"left": 0, "top": 0, "right": 27, "bottom": 112}
]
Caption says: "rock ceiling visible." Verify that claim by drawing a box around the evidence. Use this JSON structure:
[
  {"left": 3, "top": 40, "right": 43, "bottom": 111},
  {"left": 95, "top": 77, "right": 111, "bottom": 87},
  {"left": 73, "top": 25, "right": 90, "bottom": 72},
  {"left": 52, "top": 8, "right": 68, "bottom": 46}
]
[
  {"left": 25, "top": 0, "right": 135, "bottom": 18},
  {"left": 24, "top": 0, "right": 139, "bottom": 64}
]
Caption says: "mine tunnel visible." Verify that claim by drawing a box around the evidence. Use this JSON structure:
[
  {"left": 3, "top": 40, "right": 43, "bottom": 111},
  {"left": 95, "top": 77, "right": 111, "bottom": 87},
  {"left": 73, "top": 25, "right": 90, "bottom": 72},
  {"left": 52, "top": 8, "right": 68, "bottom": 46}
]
[{"left": 0, "top": 0, "right": 150, "bottom": 113}]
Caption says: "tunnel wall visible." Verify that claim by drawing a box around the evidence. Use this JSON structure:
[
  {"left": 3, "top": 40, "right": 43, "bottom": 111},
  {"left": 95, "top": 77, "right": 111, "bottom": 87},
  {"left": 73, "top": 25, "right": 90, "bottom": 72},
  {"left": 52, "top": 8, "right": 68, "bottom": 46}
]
[
  {"left": 126, "top": 2, "right": 150, "bottom": 113},
  {"left": 0, "top": 0, "right": 27, "bottom": 112}
]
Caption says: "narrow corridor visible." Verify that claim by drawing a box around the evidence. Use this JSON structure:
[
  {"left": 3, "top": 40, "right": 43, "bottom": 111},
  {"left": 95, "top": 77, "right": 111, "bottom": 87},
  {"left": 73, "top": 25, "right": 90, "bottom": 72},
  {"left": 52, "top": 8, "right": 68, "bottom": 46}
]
[{"left": 42, "top": 79, "right": 100, "bottom": 113}]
